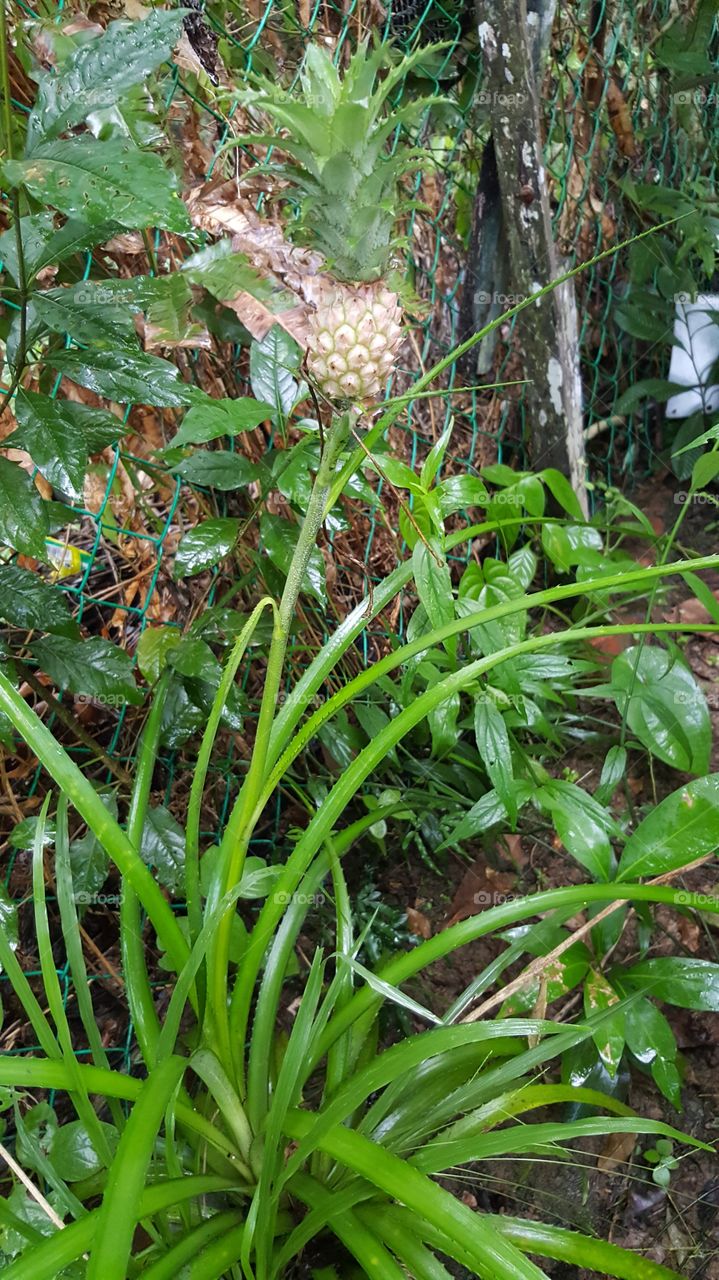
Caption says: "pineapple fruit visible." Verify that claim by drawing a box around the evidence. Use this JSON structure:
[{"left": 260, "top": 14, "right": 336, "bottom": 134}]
[{"left": 241, "top": 42, "right": 440, "bottom": 405}]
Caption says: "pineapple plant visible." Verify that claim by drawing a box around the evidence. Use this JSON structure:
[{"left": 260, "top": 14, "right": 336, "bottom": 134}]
[{"left": 240, "top": 41, "right": 442, "bottom": 404}]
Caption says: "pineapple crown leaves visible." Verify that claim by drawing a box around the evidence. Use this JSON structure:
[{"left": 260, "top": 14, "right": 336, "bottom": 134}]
[
  {"left": 239, "top": 40, "right": 448, "bottom": 167},
  {"left": 234, "top": 40, "right": 450, "bottom": 282}
]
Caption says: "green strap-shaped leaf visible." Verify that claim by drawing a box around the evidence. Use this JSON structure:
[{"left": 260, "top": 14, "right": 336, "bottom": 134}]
[
  {"left": 283, "top": 1110, "right": 548, "bottom": 1280},
  {"left": 86, "top": 1056, "right": 188, "bottom": 1280},
  {"left": 26, "top": 9, "right": 186, "bottom": 150}
]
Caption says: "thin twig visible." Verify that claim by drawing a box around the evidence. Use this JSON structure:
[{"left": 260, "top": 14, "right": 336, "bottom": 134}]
[
  {"left": 462, "top": 853, "right": 716, "bottom": 1023},
  {"left": 0, "top": 1141, "right": 65, "bottom": 1231}
]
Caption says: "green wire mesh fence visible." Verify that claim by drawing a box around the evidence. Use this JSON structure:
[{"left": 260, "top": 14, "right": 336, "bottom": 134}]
[{"left": 0, "top": 0, "right": 716, "bottom": 1071}]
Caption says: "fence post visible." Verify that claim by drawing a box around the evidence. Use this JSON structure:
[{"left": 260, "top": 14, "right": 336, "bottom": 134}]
[{"left": 476, "top": 0, "right": 587, "bottom": 510}]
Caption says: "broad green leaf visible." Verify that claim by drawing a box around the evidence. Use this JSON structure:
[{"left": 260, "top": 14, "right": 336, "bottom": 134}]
[
  {"left": 595, "top": 745, "right": 627, "bottom": 807},
  {"left": 474, "top": 695, "right": 515, "bottom": 822},
  {"left": 440, "top": 781, "right": 535, "bottom": 848},
  {"left": 622, "top": 997, "right": 680, "bottom": 1107},
  {"left": 428, "top": 691, "right": 460, "bottom": 757},
  {"left": 166, "top": 637, "right": 220, "bottom": 683},
  {"left": 250, "top": 327, "right": 305, "bottom": 421},
  {"left": 31, "top": 636, "right": 143, "bottom": 706},
  {"left": 31, "top": 288, "right": 138, "bottom": 351},
  {"left": 26, "top": 10, "right": 186, "bottom": 148},
  {"left": 136, "top": 626, "right": 182, "bottom": 682},
  {"left": 0, "top": 564, "right": 78, "bottom": 638},
  {"left": 584, "top": 968, "right": 624, "bottom": 1076},
  {"left": 624, "top": 958, "right": 719, "bottom": 1012},
  {"left": 261, "top": 513, "right": 326, "bottom": 604},
  {"left": 47, "top": 348, "right": 195, "bottom": 408},
  {"left": 412, "top": 540, "right": 455, "bottom": 658},
  {"left": 172, "top": 450, "right": 262, "bottom": 491},
  {"left": 618, "top": 774, "right": 719, "bottom": 879},
  {"left": 623, "top": 995, "right": 677, "bottom": 1064},
  {"left": 420, "top": 421, "right": 453, "bottom": 490},
  {"left": 541, "top": 522, "right": 603, "bottom": 573},
  {"left": 9, "top": 816, "right": 56, "bottom": 850},
  {"left": 692, "top": 451, "right": 719, "bottom": 490},
  {"left": 140, "top": 806, "right": 185, "bottom": 895},
  {"left": 4, "top": 138, "right": 190, "bottom": 234},
  {"left": 436, "top": 474, "right": 490, "bottom": 517},
  {"left": 609, "top": 645, "right": 710, "bottom": 774},
  {"left": 182, "top": 241, "right": 287, "bottom": 305},
  {"left": 50, "top": 1121, "right": 118, "bottom": 1182},
  {"left": 11, "top": 392, "right": 123, "bottom": 499},
  {"left": 374, "top": 454, "right": 423, "bottom": 493},
  {"left": 399, "top": 491, "right": 436, "bottom": 549},
  {"left": 540, "top": 468, "right": 585, "bottom": 519},
  {"left": 12, "top": 389, "right": 87, "bottom": 500},
  {"left": 506, "top": 545, "right": 537, "bottom": 591},
  {"left": 0, "top": 458, "right": 49, "bottom": 559},
  {"left": 274, "top": 438, "right": 319, "bottom": 507},
  {"left": 535, "top": 780, "right": 618, "bottom": 880},
  {"left": 69, "top": 793, "right": 119, "bottom": 903},
  {"left": 0, "top": 214, "right": 117, "bottom": 285},
  {"left": 172, "top": 398, "right": 274, "bottom": 447},
  {"left": 173, "top": 517, "right": 239, "bottom": 578},
  {"left": 615, "top": 378, "right": 686, "bottom": 414}
]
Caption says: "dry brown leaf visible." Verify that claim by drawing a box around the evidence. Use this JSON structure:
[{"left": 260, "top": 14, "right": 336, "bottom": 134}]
[
  {"left": 665, "top": 592, "right": 719, "bottom": 625},
  {"left": 406, "top": 907, "right": 432, "bottom": 939},
  {"left": 103, "top": 233, "right": 146, "bottom": 256},
  {"left": 141, "top": 320, "right": 213, "bottom": 352},
  {"left": 223, "top": 292, "right": 311, "bottom": 346},
  {"left": 597, "top": 1129, "right": 636, "bottom": 1174},
  {"left": 498, "top": 832, "right": 527, "bottom": 867},
  {"left": 606, "top": 80, "right": 638, "bottom": 158},
  {"left": 444, "top": 857, "right": 516, "bottom": 929},
  {"left": 187, "top": 182, "right": 341, "bottom": 321}
]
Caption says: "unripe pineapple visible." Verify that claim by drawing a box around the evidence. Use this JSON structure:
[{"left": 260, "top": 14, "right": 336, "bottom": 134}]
[
  {"left": 241, "top": 42, "right": 441, "bottom": 404},
  {"left": 306, "top": 285, "right": 403, "bottom": 402}
]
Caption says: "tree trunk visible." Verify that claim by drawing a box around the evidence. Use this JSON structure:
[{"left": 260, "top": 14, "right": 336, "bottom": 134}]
[{"left": 476, "top": 0, "right": 587, "bottom": 509}]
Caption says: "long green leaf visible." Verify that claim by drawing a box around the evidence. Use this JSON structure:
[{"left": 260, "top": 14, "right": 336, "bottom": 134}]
[
  {"left": 140, "top": 1211, "right": 241, "bottom": 1280},
  {"left": 1, "top": 1177, "right": 232, "bottom": 1280},
  {"left": 492, "top": 1217, "right": 682, "bottom": 1280},
  {"left": 283, "top": 1111, "right": 548, "bottom": 1279},
  {"left": 86, "top": 1057, "right": 188, "bottom": 1280},
  {"left": 0, "top": 669, "right": 190, "bottom": 977},
  {"left": 314, "top": 884, "right": 719, "bottom": 1070},
  {"left": 230, "top": 619, "right": 719, "bottom": 1058}
]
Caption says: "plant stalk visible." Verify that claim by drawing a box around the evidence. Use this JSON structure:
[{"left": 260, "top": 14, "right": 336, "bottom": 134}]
[{"left": 203, "top": 410, "right": 354, "bottom": 1082}]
